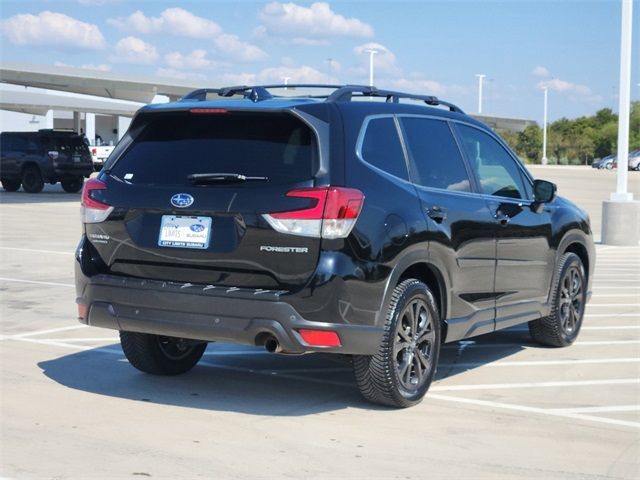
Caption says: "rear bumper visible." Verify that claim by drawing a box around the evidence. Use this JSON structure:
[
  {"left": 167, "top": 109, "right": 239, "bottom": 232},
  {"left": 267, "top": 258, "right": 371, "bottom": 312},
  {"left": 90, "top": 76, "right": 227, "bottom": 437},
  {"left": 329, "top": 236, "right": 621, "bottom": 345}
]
[
  {"left": 76, "top": 272, "right": 384, "bottom": 355},
  {"left": 53, "top": 164, "right": 93, "bottom": 178}
]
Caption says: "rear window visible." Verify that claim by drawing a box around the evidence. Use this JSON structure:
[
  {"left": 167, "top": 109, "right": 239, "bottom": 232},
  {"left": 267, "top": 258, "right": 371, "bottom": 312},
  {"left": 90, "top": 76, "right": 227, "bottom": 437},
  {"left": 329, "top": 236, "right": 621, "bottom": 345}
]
[
  {"left": 47, "top": 135, "right": 89, "bottom": 155},
  {"left": 110, "top": 112, "right": 317, "bottom": 186}
]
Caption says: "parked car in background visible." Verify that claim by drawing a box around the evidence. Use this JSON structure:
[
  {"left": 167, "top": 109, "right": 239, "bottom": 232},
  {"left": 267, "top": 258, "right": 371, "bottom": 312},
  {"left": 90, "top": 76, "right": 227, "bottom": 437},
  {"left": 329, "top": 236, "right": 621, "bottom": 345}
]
[
  {"left": 592, "top": 154, "right": 616, "bottom": 169},
  {"left": 628, "top": 149, "right": 640, "bottom": 171},
  {"left": 90, "top": 145, "right": 115, "bottom": 171},
  {"left": 0, "top": 129, "right": 93, "bottom": 193}
]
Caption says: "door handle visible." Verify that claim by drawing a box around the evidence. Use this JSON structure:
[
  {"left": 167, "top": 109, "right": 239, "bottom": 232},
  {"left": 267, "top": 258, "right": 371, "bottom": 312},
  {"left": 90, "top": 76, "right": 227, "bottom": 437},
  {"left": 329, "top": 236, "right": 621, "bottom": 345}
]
[
  {"left": 494, "top": 210, "right": 510, "bottom": 226},
  {"left": 426, "top": 206, "right": 447, "bottom": 223}
]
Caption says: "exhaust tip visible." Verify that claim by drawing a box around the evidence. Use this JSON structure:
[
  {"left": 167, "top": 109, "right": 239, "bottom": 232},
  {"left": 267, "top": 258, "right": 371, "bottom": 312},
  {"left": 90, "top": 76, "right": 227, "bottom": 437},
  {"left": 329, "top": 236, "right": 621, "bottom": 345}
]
[{"left": 263, "top": 335, "right": 282, "bottom": 354}]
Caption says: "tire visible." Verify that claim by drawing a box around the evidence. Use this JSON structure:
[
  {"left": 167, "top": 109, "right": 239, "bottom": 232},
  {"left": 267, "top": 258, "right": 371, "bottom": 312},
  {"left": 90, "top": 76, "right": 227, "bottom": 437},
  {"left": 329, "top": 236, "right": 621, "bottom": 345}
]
[
  {"left": 60, "top": 176, "right": 84, "bottom": 193},
  {"left": 21, "top": 165, "right": 44, "bottom": 193},
  {"left": 1, "top": 178, "right": 21, "bottom": 192},
  {"left": 119, "top": 331, "right": 207, "bottom": 375},
  {"left": 605, "top": 163, "right": 613, "bottom": 170},
  {"left": 528, "top": 253, "right": 586, "bottom": 347},
  {"left": 353, "top": 279, "right": 441, "bottom": 408}
]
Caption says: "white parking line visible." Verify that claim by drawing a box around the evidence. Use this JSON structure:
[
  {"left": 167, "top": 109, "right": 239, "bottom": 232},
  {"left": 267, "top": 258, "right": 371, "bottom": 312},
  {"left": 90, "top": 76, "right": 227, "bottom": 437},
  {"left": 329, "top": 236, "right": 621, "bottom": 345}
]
[
  {"left": 0, "top": 277, "right": 74, "bottom": 288},
  {"left": 0, "top": 246, "right": 74, "bottom": 255},
  {"left": 583, "top": 326, "right": 640, "bottom": 330},
  {"left": 1, "top": 325, "right": 87, "bottom": 340},
  {"left": 584, "top": 313, "right": 640, "bottom": 317},
  {"left": 430, "top": 378, "right": 639, "bottom": 392},
  {"left": 549, "top": 405, "right": 640, "bottom": 414},
  {"left": 440, "top": 358, "right": 640, "bottom": 368},
  {"left": 429, "top": 394, "right": 640, "bottom": 429},
  {"left": 586, "top": 304, "right": 639, "bottom": 307}
]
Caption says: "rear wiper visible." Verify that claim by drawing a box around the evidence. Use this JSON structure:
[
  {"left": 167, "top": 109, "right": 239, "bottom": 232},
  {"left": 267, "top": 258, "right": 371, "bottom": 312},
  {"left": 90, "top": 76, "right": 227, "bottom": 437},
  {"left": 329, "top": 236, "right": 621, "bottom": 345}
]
[{"left": 188, "top": 173, "right": 269, "bottom": 185}]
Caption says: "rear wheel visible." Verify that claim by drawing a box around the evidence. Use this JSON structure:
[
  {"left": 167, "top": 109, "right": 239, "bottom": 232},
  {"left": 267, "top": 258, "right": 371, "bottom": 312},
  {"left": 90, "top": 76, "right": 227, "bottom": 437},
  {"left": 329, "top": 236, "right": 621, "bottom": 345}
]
[
  {"left": 529, "top": 252, "right": 586, "bottom": 347},
  {"left": 605, "top": 162, "right": 613, "bottom": 170},
  {"left": 353, "top": 279, "right": 441, "bottom": 408},
  {"left": 120, "top": 331, "right": 207, "bottom": 375},
  {"left": 60, "top": 176, "right": 84, "bottom": 193},
  {"left": 21, "top": 166, "right": 44, "bottom": 193},
  {"left": 1, "top": 178, "right": 21, "bottom": 192}
]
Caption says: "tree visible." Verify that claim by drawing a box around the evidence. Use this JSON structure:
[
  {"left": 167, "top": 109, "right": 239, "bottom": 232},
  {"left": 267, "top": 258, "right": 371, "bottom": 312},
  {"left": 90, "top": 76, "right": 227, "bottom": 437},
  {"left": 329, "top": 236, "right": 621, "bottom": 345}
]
[{"left": 516, "top": 125, "right": 542, "bottom": 163}]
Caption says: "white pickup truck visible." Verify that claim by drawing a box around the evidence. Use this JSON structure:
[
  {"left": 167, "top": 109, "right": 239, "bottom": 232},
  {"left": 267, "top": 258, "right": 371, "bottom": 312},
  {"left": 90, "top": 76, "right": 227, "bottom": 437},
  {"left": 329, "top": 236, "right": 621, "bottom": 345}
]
[{"left": 90, "top": 145, "right": 115, "bottom": 171}]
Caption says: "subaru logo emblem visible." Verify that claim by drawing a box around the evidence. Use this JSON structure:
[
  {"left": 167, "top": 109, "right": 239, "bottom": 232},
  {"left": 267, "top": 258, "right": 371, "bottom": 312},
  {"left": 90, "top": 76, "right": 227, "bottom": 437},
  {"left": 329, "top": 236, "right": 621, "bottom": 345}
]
[{"left": 170, "top": 193, "right": 194, "bottom": 208}]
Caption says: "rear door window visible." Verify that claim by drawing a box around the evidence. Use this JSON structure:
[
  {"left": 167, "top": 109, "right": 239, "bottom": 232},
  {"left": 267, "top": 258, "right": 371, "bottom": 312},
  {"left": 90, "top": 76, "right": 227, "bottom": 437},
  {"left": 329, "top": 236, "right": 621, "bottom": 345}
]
[
  {"left": 110, "top": 112, "right": 317, "bottom": 186},
  {"left": 401, "top": 117, "right": 471, "bottom": 192},
  {"left": 359, "top": 117, "right": 409, "bottom": 180}
]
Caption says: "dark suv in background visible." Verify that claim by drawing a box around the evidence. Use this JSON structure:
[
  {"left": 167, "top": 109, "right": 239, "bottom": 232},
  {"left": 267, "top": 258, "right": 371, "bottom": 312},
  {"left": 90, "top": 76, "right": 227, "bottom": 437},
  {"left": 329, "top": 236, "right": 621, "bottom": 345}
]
[
  {"left": 0, "top": 129, "right": 93, "bottom": 193},
  {"left": 75, "top": 85, "right": 594, "bottom": 407}
]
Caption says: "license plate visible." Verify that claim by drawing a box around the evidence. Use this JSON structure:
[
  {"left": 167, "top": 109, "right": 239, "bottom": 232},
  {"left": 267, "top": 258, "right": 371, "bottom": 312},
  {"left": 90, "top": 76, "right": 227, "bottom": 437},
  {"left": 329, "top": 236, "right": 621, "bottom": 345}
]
[
  {"left": 72, "top": 154, "right": 81, "bottom": 163},
  {"left": 158, "top": 215, "right": 212, "bottom": 249}
]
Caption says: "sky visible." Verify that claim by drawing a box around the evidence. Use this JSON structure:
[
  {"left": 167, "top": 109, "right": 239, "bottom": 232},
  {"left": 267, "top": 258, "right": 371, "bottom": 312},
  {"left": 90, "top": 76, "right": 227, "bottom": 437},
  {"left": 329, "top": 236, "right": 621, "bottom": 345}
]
[{"left": 0, "top": 0, "right": 639, "bottom": 123}]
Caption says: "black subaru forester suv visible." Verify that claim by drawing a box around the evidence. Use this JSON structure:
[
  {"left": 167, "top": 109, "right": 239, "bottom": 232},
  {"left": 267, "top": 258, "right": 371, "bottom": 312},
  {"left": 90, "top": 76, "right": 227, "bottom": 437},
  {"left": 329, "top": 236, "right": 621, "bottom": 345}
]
[{"left": 75, "top": 85, "right": 594, "bottom": 407}]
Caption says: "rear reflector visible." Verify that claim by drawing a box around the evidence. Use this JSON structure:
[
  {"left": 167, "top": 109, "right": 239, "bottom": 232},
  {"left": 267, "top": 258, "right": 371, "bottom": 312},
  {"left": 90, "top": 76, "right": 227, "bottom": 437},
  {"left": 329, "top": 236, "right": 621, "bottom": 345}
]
[
  {"left": 263, "top": 187, "right": 364, "bottom": 239},
  {"left": 77, "top": 303, "right": 88, "bottom": 320},
  {"left": 190, "top": 108, "right": 228, "bottom": 114},
  {"left": 298, "top": 329, "right": 341, "bottom": 347},
  {"left": 80, "top": 178, "right": 113, "bottom": 224}
]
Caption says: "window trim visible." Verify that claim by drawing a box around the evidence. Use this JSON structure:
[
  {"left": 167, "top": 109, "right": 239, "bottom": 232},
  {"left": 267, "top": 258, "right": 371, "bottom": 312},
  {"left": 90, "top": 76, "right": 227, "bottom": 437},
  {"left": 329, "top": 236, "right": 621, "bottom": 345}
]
[{"left": 355, "top": 114, "right": 413, "bottom": 185}]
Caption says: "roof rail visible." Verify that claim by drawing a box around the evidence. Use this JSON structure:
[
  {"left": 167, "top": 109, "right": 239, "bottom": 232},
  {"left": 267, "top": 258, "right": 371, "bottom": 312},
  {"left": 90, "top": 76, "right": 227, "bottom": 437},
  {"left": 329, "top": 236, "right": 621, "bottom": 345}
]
[
  {"left": 326, "top": 85, "right": 464, "bottom": 113},
  {"left": 180, "top": 84, "right": 464, "bottom": 113}
]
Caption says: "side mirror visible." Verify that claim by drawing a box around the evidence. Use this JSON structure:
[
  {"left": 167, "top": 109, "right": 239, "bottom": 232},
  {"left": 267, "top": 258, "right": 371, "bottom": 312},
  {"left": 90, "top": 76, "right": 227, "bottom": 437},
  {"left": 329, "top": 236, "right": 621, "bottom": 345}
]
[{"left": 532, "top": 179, "right": 556, "bottom": 213}]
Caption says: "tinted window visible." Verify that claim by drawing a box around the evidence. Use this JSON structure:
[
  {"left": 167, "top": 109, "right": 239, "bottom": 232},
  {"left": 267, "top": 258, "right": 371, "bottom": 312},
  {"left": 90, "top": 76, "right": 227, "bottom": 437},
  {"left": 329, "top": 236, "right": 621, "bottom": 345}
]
[
  {"left": 456, "top": 124, "right": 527, "bottom": 199},
  {"left": 401, "top": 117, "right": 471, "bottom": 192},
  {"left": 46, "top": 135, "right": 89, "bottom": 155},
  {"left": 360, "top": 117, "right": 408, "bottom": 180},
  {"left": 110, "top": 112, "right": 316, "bottom": 186}
]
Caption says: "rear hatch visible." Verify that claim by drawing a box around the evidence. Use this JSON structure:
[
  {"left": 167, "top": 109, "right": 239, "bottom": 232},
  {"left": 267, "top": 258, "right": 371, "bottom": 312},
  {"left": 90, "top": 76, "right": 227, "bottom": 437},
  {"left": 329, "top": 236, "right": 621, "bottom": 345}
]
[
  {"left": 46, "top": 134, "right": 93, "bottom": 167},
  {"left": 86, "top": 109, "right": 322, "bottom": 290}
]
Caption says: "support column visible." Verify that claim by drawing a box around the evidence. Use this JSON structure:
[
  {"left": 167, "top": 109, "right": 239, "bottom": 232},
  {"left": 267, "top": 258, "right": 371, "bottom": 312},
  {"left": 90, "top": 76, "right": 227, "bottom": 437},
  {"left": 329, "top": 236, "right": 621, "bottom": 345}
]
[
  {"left": 73, "top": 111, "right": 82, "bottom": 135},
  {"left": 44, "top": 110, "right": 54, "bottom": 129},
  {"left": 85, "top": 113, "right": 96, "bottom": 145},
  {"left": 117, "top": 116, "right": 131, "bottom": 141}
]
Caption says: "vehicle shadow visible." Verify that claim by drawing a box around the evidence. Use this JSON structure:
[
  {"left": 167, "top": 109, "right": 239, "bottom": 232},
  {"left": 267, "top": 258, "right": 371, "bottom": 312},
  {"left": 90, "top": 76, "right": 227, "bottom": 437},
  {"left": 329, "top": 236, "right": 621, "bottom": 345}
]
[
  {"left": 1, "top": 185, "right": 81, "bottom": 204},
  {"left": 38, "top": 327, "right": 534, "bottom": 416}
]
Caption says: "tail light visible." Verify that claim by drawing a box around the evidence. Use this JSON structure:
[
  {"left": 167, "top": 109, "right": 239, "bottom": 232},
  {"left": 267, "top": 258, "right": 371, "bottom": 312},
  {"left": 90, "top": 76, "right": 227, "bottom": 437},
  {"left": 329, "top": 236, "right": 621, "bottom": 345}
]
[
  {"left": 91, "top": 148, "right": 97, "bottom": 155},
  {"left": 263, "top": 187, "right": 364, "bottom": 239},
  {"left": 81, "top": 178, "right": 113, "bottom": 223}
]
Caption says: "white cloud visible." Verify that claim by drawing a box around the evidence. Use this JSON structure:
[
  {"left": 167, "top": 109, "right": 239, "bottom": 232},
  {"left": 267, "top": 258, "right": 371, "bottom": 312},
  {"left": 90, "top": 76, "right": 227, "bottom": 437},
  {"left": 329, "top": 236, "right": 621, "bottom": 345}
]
[
  {"left": 110, "top": 36, "right": 158, "bottom": 64},
  {"left": 532, "top": 66, "right": 550, "bottom": 77},
  {"left": 108, "top": 8, "right": 267, "bottom": 62},
  {"left": 108, "top": 8, "right": 222, "bottom": 38},
  {"left": 155, "top": 68, "right": 206, "bottom": 81},
  {"left": 81, "top": 63, "right": 112, "bottom": 72},
  {"left": 390, "top": 77, "right": 469, "bottom": 97},
  {"left": 257, "top": 2, "right": 373, "bottom": 43},
  {"left": 1, "top": 11, "right": 105, "bottom": 50},
  {"left": 538, "top": 78, "right": 591, "bottom": 95},
  {"left": 218, "top": 65, "right": 337, "bottom": 86},
  {"left": 165, "top": 49, "right": 211, "bottom": 69},
  {"left": 213, "top": 33, "right": 268, "bottom": 62}
]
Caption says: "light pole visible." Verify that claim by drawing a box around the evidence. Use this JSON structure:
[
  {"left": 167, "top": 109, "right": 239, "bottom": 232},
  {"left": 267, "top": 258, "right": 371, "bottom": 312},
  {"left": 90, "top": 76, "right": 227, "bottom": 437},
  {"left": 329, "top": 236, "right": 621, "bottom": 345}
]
[
  {"left": 365, "top": 49, "right": 378, "bottom": 87},
  {"left": 601, "top": 0, "right": 637, "bottom": 246},
  {"left": 542, "top": 86, "right": 549, "bottom": 165},
  {"left": 475, "top": 74, "right": 486, "bottom": 113},
  {"left": 282, "top": 76, "right": 290, "bottom": 89}
]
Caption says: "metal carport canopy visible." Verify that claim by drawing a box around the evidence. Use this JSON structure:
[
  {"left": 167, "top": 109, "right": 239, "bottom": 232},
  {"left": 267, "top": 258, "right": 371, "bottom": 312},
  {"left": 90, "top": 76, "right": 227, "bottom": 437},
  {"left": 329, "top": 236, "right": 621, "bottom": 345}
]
[
  {"left": 0, "top": 89, "right": 143, "bottom": 117},
  {"left": 0, "top": 62, "right": 200, "bottom": 103}
]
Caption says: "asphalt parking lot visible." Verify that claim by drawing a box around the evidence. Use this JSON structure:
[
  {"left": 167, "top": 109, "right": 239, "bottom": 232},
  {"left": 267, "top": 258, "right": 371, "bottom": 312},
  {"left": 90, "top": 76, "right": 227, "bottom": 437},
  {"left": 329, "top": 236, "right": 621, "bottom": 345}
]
[{"left": 1, "top": 166, "right": 639, "bottom": 479}]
